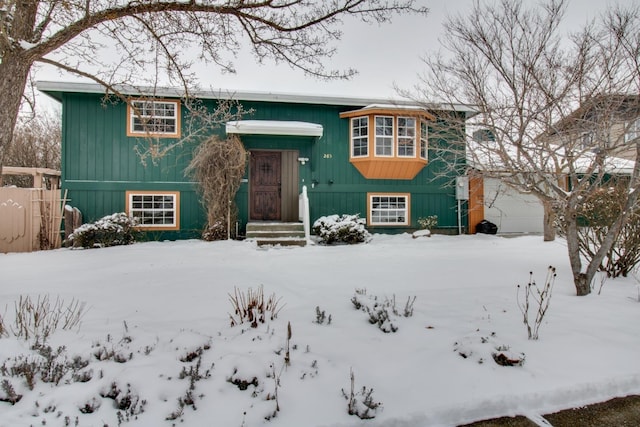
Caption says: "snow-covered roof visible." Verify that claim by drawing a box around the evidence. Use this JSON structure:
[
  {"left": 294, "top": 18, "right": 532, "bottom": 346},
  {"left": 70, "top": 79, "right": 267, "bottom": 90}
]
[
  {"left": 361, "top": 103, "right": 429, "bottom": 111},
  {"left": 225, "top": 120, "right": 323, "bottom": 138},
  {"left": 468, "top": 141, "right": 636, "bottom": 176},
  {"left": 36, "top": 81, "right": 478, "bottom": 117}
]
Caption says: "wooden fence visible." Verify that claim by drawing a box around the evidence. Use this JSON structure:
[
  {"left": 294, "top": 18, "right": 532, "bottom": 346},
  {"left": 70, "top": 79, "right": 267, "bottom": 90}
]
[{"left": 0, "top": 167, "right": 64, "bottom": 254}]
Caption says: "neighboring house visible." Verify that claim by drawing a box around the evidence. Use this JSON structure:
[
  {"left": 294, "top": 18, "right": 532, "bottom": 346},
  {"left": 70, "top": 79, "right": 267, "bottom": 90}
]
[
  {"left": 468, "top": 174, "right": 545, "bottom": 234},
  {"left": 467, "top": 95, "right": 640, "bottom": 235},
  {"left": 37, "top": 81, "right": 476, "bottom": 240},
  {"left": 549, "top": 94, "right": 640, "bottom": 160},
  {"left": 466, "top": 130, "right": 546, "bottom": 235}
]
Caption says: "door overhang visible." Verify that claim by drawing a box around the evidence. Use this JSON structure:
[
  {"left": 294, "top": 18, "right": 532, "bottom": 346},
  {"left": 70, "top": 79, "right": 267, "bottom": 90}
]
[{"left": 226, "top": 120, "right": 323, "bottom": 138}]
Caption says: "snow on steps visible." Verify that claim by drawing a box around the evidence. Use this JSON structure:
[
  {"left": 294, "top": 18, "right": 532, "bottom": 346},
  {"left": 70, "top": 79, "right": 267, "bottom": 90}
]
[{"left": 245, "top": 222, "right": 306, "bottom": 247}]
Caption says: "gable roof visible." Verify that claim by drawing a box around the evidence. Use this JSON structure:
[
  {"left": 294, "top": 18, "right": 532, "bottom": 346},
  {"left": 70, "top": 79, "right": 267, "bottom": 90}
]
[
  {"left": 549, "top": 94, "right": 640, "bottom": 135},
  {"left": 36, "top": 81, "right": 478, "bottom": 118}
]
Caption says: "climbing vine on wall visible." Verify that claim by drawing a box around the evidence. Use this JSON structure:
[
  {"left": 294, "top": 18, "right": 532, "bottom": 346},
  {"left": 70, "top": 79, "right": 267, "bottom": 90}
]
[{"left": 185, "top": 135, "right": 247, "bottom": 240}]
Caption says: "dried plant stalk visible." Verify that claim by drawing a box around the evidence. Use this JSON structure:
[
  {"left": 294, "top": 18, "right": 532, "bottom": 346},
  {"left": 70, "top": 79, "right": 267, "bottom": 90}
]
[
  {"left": 185, "top": 135, "right": 247, "bottom": 240},
  {"left": 228, "top": 285, "right": 284, "bottom": 328}
]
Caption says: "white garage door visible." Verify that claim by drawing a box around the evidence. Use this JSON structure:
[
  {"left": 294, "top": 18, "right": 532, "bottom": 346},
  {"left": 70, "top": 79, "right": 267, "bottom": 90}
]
[{"left": 483, "top": 178, "right": 544, "bottom": 234}]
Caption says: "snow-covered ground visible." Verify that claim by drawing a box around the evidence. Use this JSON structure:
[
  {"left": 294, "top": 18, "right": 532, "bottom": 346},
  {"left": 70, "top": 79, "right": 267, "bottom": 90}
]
[{"left": 1, "top": 234, "right": 639, "bottom": 427}]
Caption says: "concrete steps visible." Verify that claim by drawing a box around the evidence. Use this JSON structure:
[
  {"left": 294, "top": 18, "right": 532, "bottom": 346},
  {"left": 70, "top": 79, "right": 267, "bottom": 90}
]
[{"left": 246, "top": 222, "right": 307, "bottom": 247}]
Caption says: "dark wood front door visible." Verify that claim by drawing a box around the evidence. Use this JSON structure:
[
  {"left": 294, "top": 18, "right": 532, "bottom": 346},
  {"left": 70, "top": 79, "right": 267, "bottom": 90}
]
[{"left": 250, "top": 151, "right": 281, "bottom": 221}]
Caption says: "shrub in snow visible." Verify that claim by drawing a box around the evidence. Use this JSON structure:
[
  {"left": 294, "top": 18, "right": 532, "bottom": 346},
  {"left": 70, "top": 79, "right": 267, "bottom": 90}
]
[
  {"left": 0, "top": 379, "right": 21, "bottom": 405},
  {"left": 342, "top": 369, "right": 382, "bottom": 420},
  {"left": 0, "top": 313, "right": 6, "bottom": 338},
  {"left": 454, "top": 331, "right": 525, "bottom": 367},
  {"left": 78, "top": 396, "right": 102, "bottom": 414},
  {"left": 351, "top": 289, "right": 416, "bottom": 333},
  {"left": 227, "top": 367, "right": 259, "bottom": 391},
  {"left": 312, "top": 214, "right": 371, "bottom": 244},
  {"left": 314, "top": 306, "right": 332, "bottom": 325},
  {"left": 557, "top": 182, "right": 640, "bottom": 279},
  {"left": 68, "top": 212, "right": 138, "bottom": 248},
  {"left": 418, "top": 215, "right": 438, "bottom": 230},
  {"left": 492, "top": 346, "right": 526, "bottom": 367},
  {"left": 3, "top": 344, "right": 94, "bottom": 398},
  {"left": 517, "top": 266, "right": 555, "bottom": 340},
  {"left": 99, "top": 382, "right": 146, "bottom": 421},
  {"left": 11, "top": 294, "right": 86, "bottom": 347},
  {"left": 202, "top": 220, "right": 227, "bottom": 241},
  {"left": 228, "top": 285, "right": 284, "bottom": 328}
]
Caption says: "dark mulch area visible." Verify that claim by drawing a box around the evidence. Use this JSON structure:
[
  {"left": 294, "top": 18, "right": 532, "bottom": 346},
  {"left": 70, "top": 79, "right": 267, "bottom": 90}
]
[
  {"left": 459, "top": 395, "right": 640, "bottom": 427},
  {"left": 544, "top": 395, "right": 640, "bottom": 427},
  {"left": 459, "top": 415, "right": 538, "bottom": 427}
]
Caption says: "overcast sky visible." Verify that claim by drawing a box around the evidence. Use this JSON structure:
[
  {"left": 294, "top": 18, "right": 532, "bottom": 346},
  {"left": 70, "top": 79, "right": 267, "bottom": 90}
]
[
  {"left": 37, "top": 0, "right": 635, "bottom": 106},
  {"left": 185, "top": 0, "right": 633, "bottom": 99}
]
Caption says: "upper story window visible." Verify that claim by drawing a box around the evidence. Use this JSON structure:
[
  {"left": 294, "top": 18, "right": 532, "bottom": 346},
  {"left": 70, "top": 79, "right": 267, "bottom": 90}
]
[
  {"left": 340, "top": 105, "right": 434, "bottom": 179},
  {"left": 375, "top": 116, "right": 394, "bottom": 156},
  {"left": 420, "top": 121, "right": 428, "bottom": 159},
  {"left": 351, "top": 116, "right": 369, "bottom": 157},
  {"left": 398, "top": 117, "right": 416, "bottom": 157},
  {"left": 625, "top": 118, "right": 640, "bottom": 144},
  {"left": 127, "top": 99, "right": 181, "bottom": 138}
]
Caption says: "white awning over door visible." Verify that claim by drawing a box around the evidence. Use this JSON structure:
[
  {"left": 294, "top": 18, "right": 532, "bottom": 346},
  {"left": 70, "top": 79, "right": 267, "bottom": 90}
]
[{"left": 225, "top": 120, "right": 323, "bottom": 138}]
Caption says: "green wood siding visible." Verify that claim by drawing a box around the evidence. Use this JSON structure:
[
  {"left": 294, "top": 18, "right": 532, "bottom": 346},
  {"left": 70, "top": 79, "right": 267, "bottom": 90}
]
[{"left": 59, "top": 92, "right": 467, "bottom": 239}]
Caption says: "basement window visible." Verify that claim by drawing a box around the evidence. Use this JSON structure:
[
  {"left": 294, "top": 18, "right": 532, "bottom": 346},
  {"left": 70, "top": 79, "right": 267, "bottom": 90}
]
[
  {"left": 127, "top": 99, "right": 181, "bottom": 138},
  {"left": 126, "top": 191, "right": 180, "bottom": 230},
  {"left": 368, "top": 193, "right": 410, "bottom": 226}
]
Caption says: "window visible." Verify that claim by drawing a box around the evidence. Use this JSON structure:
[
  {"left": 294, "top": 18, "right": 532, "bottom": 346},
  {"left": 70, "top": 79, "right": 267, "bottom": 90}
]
[
  {"left": 351, "top": 117, "right": 369, "bottom": 157},
  {"left": 126, "top": 191, "right": 180, "bottom": 230},
  {"left": 375, "top": 116, "right": 394, "bottom": 156},
  {"left": 340, "top": 107, "right": 433, "bottom": 179},
  {"left": 625, "top": 118, "right": 640, "bottom": 143},
  {"left": 420, "top": 121, "right": 428, "bottom": 160},
  {"left": 397, "top": 117, "right": 416, "bottom": 157},
  {"left": 369, "top": 193, "right": 410, "bottom": 226},
  {"left": 127, "top": 99, "right": 180, "bottom": 138},
  {"left": 580, "top": 131, "right": 594, "bottom": 149}
]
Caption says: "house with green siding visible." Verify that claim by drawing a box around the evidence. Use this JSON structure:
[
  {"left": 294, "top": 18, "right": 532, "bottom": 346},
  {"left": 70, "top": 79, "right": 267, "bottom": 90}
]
[{"left": 37, "top": 81, "right": 474, "bottom": 241}]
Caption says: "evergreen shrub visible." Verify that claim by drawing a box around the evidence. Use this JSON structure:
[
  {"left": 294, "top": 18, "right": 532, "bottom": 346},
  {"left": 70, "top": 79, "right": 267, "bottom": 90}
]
[
  {"left": 69, "top": 213, "right": 139, "bottom": 248},
  {"left": 312, "top": 214, "right": 371, "bottom": 244}
]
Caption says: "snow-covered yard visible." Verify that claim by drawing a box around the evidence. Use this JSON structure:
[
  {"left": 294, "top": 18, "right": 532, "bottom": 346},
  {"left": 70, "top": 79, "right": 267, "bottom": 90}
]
[{"left": 1, "top": 234, "right": 639, "bottom": 427}]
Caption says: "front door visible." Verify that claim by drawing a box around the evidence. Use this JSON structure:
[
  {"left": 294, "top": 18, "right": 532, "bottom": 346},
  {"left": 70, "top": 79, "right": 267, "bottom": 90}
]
[{"left": 250, "top": 151, "right": 281, "bottom": 221}]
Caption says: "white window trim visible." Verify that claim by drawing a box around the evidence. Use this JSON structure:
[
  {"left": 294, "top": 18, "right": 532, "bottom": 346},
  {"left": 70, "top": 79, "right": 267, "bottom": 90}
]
[
  {"left": 625, "top": 118, "right": 640, "bottom": 144},
  {"left": 368, "top": 193, "right": 410, "bottom": 226},
  {"left": 127, "top": 99, "right": 180, "bottom": 138},
  {"left": 126, "top": 191, "right": 180, "bottom": 230},
  {"left": 397, "top": 117, "right": 416, "bottom": 158},
  {"left": 374, "top": 116, "right": 395, "bottom": 158},
  {"left": 351, "top": 116, "right": 369, "bottom": 158},
  {"left": 420, "top": 120, "right": 429, "bottom": 160}
]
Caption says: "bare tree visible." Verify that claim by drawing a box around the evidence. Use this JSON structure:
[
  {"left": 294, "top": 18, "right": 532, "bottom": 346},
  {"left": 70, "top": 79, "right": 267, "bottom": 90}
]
[
  {"left": 411, "top": 0, "right": 640, "bottom": 296},
  {"left": 0, "top": 0, "right": 428, "bottom": 167},
  {"left": 3, "top": 111, "right": 61, "bottom": 187}
]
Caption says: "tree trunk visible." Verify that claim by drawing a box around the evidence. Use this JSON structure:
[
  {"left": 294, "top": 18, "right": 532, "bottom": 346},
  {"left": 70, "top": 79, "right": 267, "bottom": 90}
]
[
  {"left": 0, "top": 54, "right": 32, "bottom": 175},
  {"left": 564, "top": 206, "right": 592, "bottom": 296},
  {"left": 574, "top": 272, "right": 591, "bottom": 296},
  {"left": 542, "top": 200, "right": 556, "bottom": 242}
]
